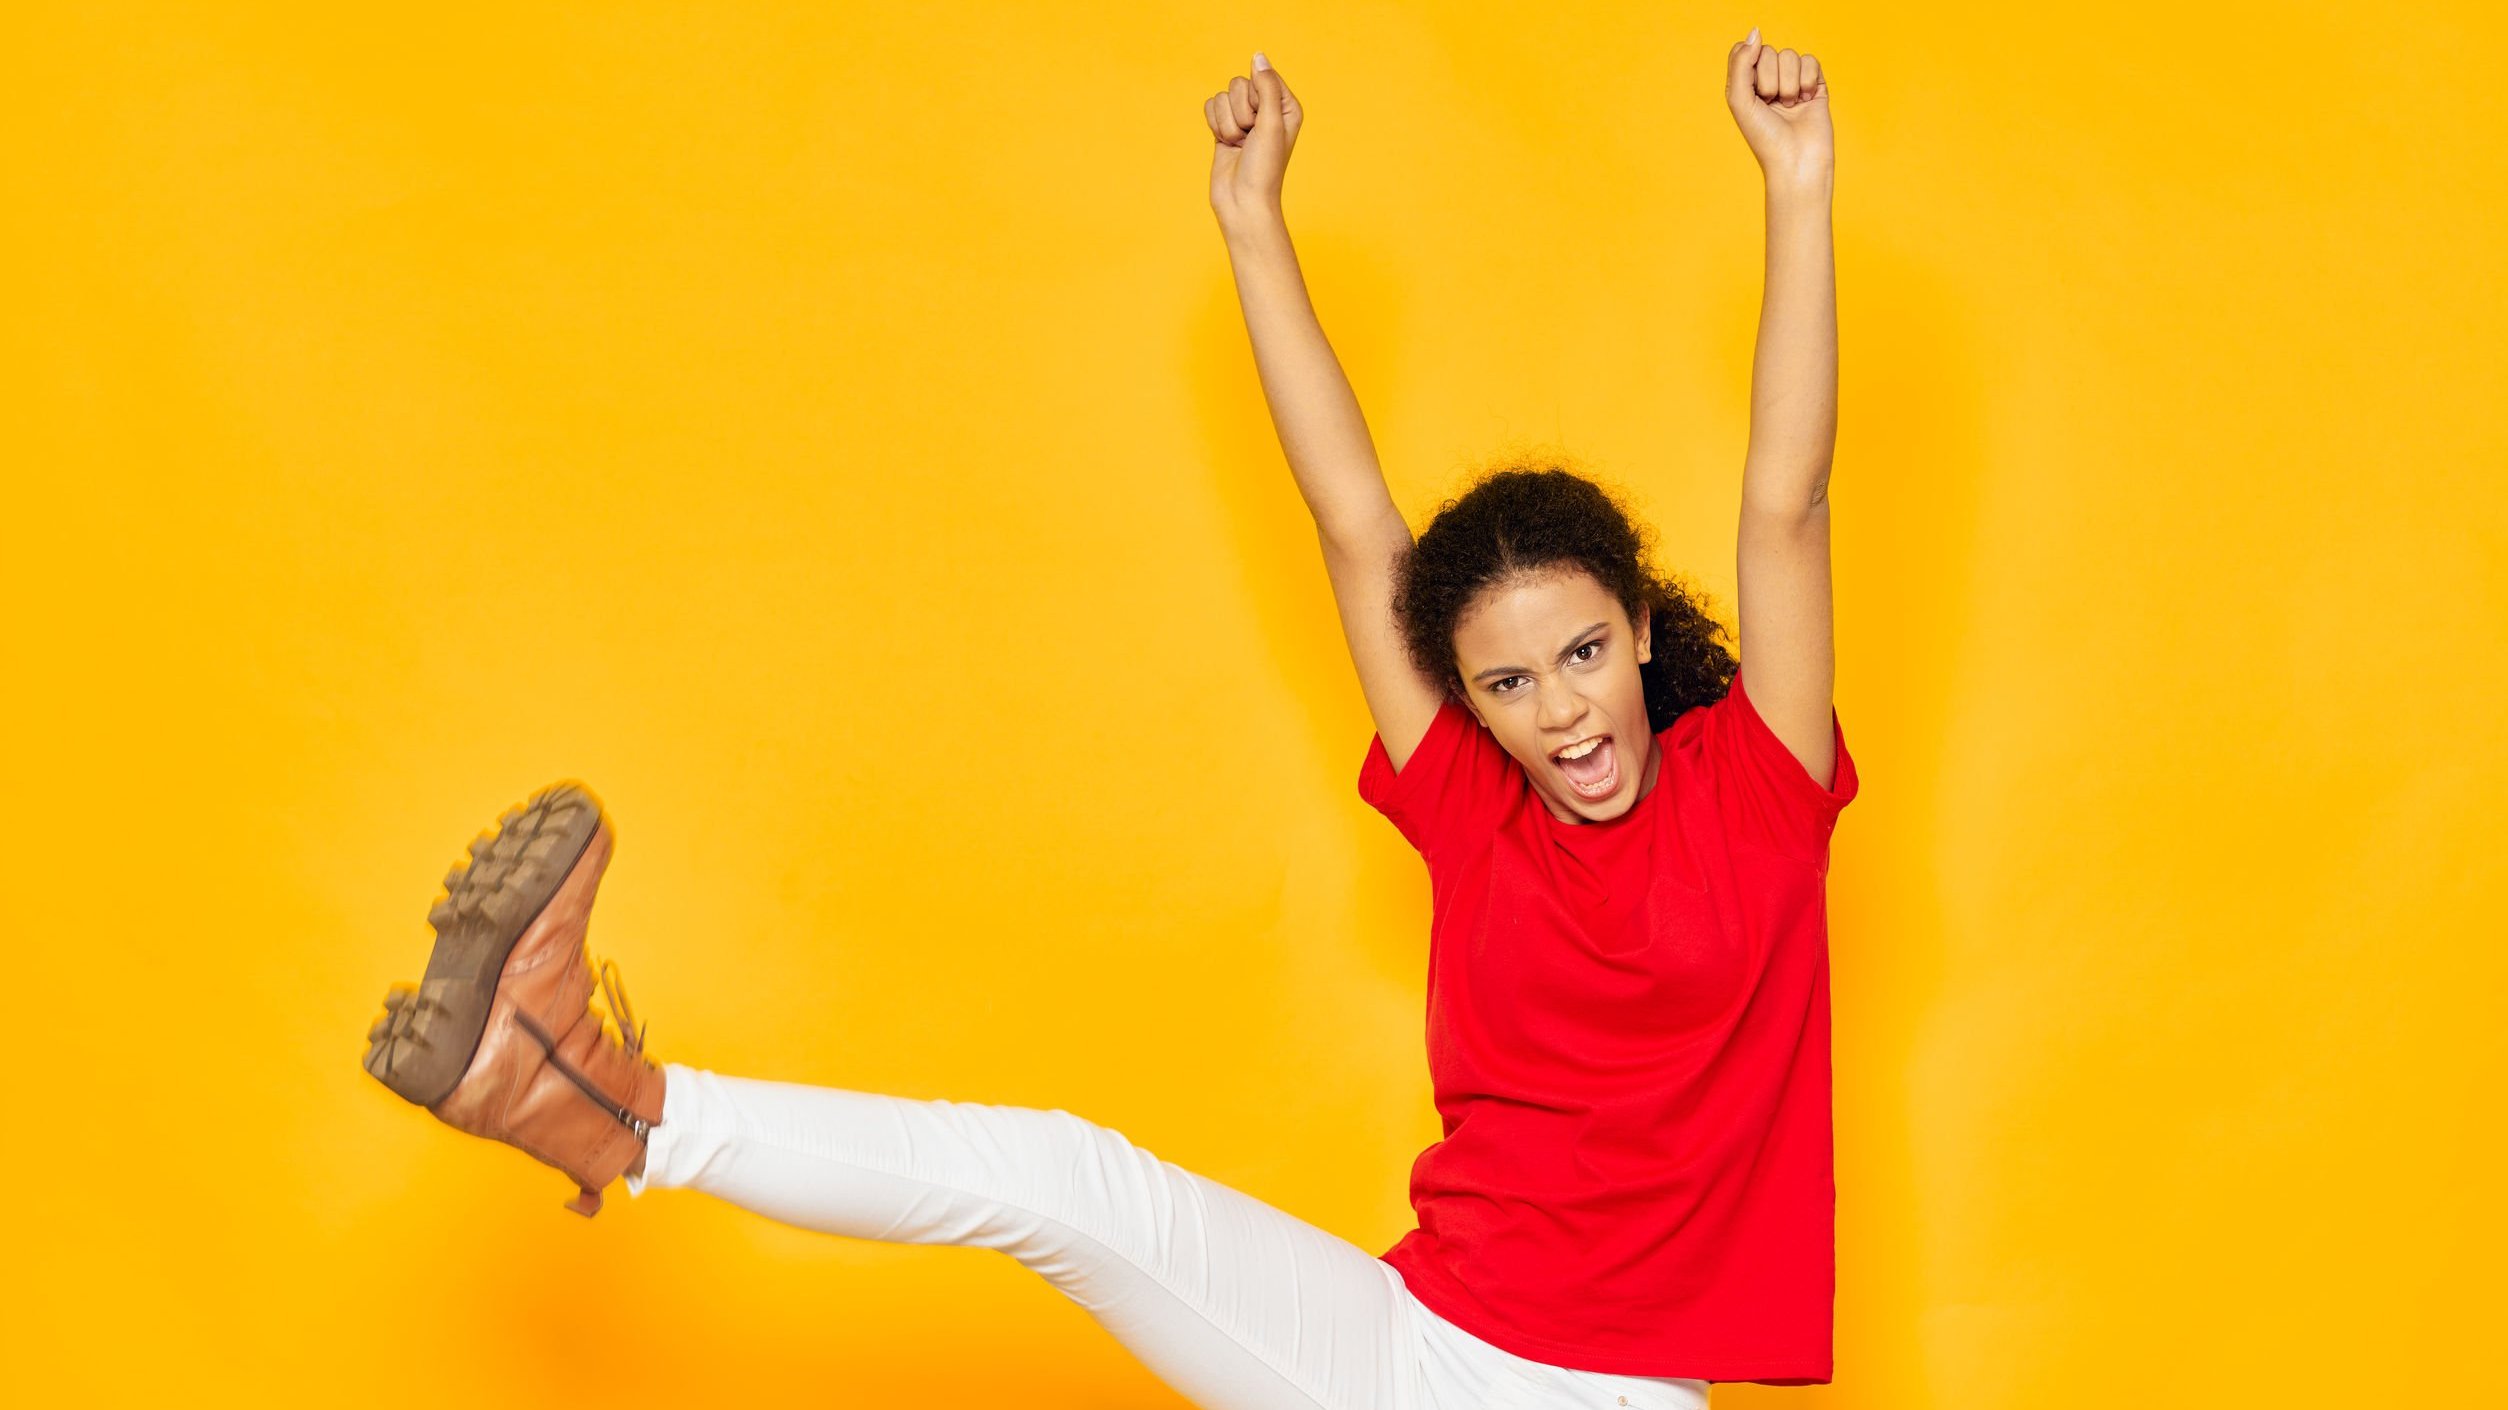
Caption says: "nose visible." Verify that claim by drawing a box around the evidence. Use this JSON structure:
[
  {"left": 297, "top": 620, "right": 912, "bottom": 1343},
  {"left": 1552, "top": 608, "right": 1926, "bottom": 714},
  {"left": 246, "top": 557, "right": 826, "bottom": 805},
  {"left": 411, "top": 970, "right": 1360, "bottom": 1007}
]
[{"left": 1535, "top": 679, "right": 1584, "bottom": 732}]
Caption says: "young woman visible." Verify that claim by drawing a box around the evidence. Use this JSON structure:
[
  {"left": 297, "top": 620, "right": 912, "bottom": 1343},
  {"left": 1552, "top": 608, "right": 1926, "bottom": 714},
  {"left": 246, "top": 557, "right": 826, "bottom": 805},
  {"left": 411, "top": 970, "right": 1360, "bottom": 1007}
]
[{"left": 362, "top": 30, "right": 1847, "bottom": 1410}]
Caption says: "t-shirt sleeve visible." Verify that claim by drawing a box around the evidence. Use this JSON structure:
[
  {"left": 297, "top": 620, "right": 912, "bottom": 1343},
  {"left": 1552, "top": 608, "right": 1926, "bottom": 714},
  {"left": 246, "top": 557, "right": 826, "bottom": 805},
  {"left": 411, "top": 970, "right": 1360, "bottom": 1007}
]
[
  {"left": 1357, "top": 695, "right": 1519, "bottom": 861},
  {"left": 1701, "top": 664, "right": 1860, "bottom": 871}
]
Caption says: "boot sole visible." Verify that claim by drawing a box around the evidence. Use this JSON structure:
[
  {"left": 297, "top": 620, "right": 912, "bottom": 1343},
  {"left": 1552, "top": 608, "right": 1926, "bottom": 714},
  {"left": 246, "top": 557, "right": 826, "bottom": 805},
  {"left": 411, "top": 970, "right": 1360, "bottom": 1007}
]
[{"left": 363, "top": 781, "right": 609, "bottom": 1110}]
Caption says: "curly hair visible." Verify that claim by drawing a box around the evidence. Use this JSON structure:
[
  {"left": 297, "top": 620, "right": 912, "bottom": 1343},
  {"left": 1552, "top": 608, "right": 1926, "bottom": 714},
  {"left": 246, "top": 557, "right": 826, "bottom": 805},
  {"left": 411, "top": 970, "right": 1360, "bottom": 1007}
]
[{"left": 1391, "top": 457, "right": 1737, "bottom": 734}]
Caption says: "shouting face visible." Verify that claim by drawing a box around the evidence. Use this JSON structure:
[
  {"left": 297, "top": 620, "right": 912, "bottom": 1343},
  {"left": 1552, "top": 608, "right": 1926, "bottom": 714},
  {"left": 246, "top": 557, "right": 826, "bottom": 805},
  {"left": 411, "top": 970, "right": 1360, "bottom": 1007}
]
[{"left": 1451, "top": 567, "right": 1661, "bottom": 824}]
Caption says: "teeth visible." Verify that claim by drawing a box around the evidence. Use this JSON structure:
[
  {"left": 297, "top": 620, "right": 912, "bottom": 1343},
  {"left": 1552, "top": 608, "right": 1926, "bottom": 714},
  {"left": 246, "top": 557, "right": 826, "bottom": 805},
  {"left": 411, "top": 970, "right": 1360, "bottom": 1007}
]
[{"left": 1555, "top": 736, "right": 1605, "bottom": 761}]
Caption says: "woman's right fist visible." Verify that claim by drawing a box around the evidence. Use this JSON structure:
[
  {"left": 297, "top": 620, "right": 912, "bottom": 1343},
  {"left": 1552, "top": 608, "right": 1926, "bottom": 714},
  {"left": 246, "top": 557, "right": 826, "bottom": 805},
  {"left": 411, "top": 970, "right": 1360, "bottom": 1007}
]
[{"left": 1206, "top": 52, "right": 1301, "bottom": 231}]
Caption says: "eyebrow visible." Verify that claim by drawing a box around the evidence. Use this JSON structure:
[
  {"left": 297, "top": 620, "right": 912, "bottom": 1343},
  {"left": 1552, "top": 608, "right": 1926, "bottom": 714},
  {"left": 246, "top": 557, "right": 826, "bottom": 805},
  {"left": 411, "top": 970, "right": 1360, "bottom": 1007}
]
[{"left": 1470, "top": 622, "right": 1610, "bottom": 684}]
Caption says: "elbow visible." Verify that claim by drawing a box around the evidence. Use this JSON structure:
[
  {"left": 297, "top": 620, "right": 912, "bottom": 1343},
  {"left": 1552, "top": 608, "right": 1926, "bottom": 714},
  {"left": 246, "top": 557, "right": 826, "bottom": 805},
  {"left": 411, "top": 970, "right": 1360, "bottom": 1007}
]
[
  {"left": 1740, "top": 493, "right": 1829, "bottom": 529},
  {"left": 1319, "top": 504, "right": 1415, "bottom": 565},
  {"left": 1742, "top": 465, "right": 1833, "bottom": 522}
]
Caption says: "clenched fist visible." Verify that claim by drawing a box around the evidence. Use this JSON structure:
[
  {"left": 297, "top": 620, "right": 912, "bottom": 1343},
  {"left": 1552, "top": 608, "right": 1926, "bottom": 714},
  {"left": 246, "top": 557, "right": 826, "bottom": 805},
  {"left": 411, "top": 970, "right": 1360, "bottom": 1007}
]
[
  {"left": 1726, "top": 28, "right": 1832, "bottom": 189},
  {"left": 1206, "top": 52, "right": 1303, "bottom": 233}
]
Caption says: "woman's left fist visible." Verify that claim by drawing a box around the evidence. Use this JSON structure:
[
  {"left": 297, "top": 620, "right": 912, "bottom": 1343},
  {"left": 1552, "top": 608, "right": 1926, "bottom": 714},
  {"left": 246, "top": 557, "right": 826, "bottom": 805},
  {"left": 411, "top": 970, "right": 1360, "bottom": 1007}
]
[{"left": 1725, "top": 28, "right": 1831, "bottom": 187}]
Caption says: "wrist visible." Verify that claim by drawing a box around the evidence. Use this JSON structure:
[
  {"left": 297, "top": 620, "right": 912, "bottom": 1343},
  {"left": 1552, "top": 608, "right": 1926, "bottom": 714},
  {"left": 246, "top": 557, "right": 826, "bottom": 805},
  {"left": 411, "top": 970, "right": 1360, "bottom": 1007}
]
[
  {"left": 1219, "top": 208, "right": 1292, "bottom": 255},
  {"left": 1764, "top": 166, "right": 1833, "bottom": 207}
]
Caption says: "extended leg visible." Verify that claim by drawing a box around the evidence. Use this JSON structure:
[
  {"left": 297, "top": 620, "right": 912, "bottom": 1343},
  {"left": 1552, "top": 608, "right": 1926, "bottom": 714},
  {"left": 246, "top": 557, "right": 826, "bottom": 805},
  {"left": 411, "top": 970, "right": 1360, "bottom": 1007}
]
[{"left": 626, "top": 1063, "right": 1419, "bottom": 1410}]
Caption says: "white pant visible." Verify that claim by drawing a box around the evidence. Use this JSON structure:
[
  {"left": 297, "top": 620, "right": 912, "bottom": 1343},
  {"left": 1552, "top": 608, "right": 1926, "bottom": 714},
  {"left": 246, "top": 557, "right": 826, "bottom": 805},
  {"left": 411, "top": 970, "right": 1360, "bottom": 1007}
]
[{"left": 623, "top": 1064, "right": 1711, "bottom": 1410}]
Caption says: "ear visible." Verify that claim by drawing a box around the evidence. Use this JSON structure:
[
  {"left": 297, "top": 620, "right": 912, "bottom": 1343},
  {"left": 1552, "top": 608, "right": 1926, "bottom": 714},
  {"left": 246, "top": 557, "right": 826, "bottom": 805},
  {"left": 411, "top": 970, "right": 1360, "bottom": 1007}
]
[{"left": 1635, "top": 604, "right": 1652, "bottom": 663}]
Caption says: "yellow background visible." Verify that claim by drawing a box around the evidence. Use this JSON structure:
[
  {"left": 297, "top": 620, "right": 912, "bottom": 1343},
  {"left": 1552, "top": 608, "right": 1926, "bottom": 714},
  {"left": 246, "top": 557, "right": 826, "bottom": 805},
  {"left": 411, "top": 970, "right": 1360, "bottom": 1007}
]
[{"left": 6, "top": 3, "right": 2502, "bottom": 1406}]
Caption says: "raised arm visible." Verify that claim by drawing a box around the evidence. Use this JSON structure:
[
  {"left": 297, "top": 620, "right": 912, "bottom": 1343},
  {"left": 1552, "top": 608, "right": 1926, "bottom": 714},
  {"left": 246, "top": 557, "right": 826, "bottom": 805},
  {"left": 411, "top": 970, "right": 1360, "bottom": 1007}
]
[
  {"left": 1206, "top": 54, "right": 1446, "bottom": 768},
  {"left": 1723, "top": 30, "right": 1841, "bottom": 790}
]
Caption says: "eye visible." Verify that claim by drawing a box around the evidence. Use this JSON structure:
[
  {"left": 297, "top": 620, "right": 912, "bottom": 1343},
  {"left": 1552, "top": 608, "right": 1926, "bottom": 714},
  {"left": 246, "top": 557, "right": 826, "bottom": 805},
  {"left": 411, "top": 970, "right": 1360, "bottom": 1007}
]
[
  {"left": 1490, "top": 675, "right": 1528, "bottom": 694},
  {"left": 1572, "top": 641, "right": 1601, "bottom": 664}
]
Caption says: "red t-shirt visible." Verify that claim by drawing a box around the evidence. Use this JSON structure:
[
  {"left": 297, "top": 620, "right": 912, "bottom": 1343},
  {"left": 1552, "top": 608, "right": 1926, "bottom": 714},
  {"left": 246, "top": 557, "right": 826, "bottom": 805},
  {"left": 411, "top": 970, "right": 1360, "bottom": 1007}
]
[{"left": 1358, "top": 665, "right": 1859, "bottom": 1384}]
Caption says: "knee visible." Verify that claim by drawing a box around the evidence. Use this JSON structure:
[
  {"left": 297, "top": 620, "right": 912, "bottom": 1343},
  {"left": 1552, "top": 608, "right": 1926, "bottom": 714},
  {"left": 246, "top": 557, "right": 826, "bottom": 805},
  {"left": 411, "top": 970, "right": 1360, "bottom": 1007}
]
[{"left": 1004, "top": 1107, "right": 1172, "bottom": 1262}]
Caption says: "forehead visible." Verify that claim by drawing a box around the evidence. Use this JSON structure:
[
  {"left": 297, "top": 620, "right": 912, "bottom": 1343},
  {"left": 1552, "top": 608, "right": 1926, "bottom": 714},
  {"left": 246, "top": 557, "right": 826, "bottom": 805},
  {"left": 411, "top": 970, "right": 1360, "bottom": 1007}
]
[{"left": 1453, "top": 570, "right": 1621, "bottom": 659}]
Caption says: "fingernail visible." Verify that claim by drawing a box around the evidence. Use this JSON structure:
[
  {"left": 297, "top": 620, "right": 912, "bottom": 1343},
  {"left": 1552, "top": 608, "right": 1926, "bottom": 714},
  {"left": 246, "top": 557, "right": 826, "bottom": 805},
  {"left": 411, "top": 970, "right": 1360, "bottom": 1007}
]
[
  {"left": 1253, "top": 50, "right": 1271, "bottom": 70},
  {"left": 1746, "top": 26, "right": 1760, "bottom": 45}
]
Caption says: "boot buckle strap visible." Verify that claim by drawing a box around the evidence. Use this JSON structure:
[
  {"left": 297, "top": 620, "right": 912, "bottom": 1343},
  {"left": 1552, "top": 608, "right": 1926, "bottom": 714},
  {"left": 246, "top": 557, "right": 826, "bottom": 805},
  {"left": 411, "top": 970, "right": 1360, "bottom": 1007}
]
[{"left": 509, "top": 970, "right": 653, "bottom": 1140}]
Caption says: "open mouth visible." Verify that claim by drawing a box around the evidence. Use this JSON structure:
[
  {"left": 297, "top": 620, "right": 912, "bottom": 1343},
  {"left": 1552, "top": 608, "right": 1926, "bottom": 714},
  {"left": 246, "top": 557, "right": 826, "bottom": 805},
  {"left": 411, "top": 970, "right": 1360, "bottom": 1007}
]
[{"left": 1550, "top": 733, "right": 1619, "bottom": 801}]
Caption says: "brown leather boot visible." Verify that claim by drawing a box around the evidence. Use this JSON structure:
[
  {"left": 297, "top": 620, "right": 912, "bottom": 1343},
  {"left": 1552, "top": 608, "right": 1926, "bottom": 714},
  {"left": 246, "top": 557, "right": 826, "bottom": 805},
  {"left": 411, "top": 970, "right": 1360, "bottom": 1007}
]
[{"left": 362, "top": 781, "right": 665, "bottom": 1217}]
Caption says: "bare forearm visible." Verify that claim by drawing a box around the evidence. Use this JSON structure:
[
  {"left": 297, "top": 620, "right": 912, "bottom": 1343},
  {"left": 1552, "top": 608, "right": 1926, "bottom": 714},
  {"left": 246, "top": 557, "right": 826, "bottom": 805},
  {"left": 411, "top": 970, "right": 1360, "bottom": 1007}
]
[
  {"left": 1742, "top": 178, "right": 1838, "bottom": 514},
  {"left": 1222, "top": 215, "right": 1401, "bottom": 543}
]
